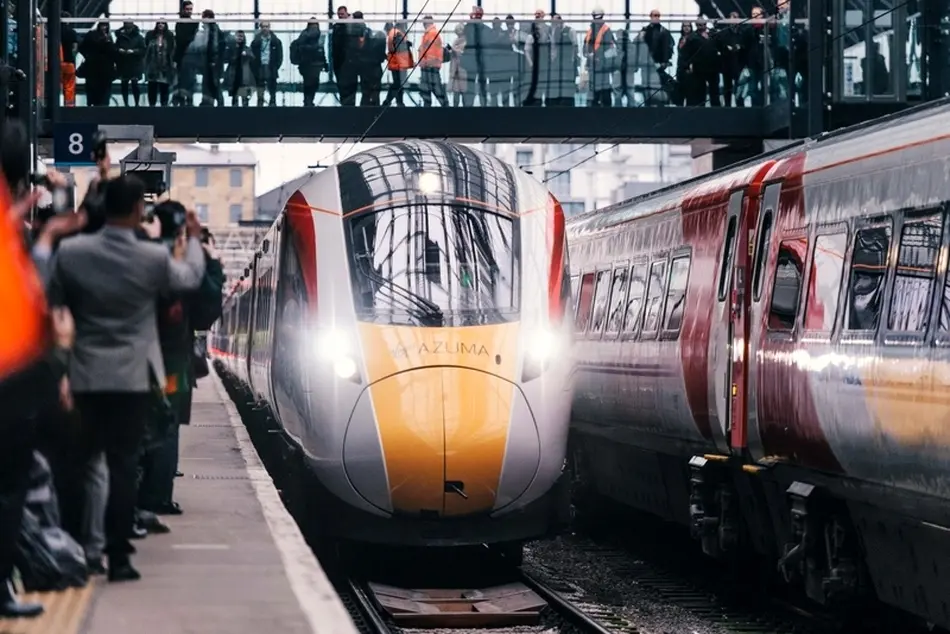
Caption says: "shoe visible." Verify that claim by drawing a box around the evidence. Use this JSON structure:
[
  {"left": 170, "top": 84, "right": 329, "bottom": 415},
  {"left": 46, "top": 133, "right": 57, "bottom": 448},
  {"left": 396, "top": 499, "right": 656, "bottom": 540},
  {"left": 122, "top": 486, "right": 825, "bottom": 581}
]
[
  {"left": 87, "top": 559, "right": 107, "bottom": 576},
  {"left": 153, "top": 501, "right": 183, "bottom": 516},
  {"left": 106, "top": 558, "right": 141, "bottom": 583},
  {"left": 131, "top": 524, "right": 148, "bottom": 540},
  {"left": 139, "top": 514, "right": 171, "bottom": 535},
  {"left": 175, "top": 471, "right": 184, "bottom": 478},
  {"left": 0, "top": 581, "right": 44, "bottom": 619}
]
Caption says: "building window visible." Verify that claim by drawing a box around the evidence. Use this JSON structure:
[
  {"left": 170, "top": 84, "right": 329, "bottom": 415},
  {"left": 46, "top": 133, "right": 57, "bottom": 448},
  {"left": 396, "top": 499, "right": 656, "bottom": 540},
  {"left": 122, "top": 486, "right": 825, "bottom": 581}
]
[
  {"left": 561, "top": 201, "right": 585, "bottom": 217},
  {"left": 195, "top": 167, "right": 209, "bottom": 187},
  {"left": 515, "top": 150, "right": 533, "bottom": 169},
  {"left": 229, "top": 204, "right": 243, "bottom": 224},
  {"left": 230, "top": 168, "right": 242, "bottom": 188},
  {"left": 544, "top": 170, "right": 571, "bottom": 199},
  {"left": 196, "top": 204, "right": 209, "bottom": 224}
]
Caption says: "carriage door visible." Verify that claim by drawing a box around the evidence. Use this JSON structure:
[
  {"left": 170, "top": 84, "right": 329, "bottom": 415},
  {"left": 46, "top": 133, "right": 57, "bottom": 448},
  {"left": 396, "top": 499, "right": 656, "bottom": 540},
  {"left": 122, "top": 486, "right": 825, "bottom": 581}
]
[{"left": 711, "top": 191, "right": 747, "bottom": 453}]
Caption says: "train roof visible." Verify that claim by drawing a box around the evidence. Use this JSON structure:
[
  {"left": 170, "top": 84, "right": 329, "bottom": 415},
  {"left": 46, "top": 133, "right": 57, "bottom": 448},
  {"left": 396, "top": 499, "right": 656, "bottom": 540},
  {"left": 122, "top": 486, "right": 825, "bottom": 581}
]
[{"left": 568, "top": 96, "right": 950, "bottom": 238}]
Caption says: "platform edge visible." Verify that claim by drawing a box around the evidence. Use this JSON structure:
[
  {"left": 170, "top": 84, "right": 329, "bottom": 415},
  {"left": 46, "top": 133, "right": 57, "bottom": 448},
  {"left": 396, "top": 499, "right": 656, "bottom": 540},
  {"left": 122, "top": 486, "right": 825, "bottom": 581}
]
[{"left": 210, "top": 371, "right": 359, "bottom": 634}]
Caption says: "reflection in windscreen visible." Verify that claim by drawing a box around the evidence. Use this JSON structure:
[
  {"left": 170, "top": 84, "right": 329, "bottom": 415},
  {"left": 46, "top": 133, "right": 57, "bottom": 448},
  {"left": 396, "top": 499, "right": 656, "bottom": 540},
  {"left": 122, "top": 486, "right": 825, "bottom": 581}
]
[{"left": 346, "top": 203, "right": 521, "bottom": 327}]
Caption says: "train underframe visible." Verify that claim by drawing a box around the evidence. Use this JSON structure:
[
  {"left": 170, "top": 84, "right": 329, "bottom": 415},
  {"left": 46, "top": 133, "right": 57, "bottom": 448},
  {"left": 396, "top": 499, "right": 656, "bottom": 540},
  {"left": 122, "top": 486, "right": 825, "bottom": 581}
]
[{"left": 570, "top": 426, "right": 950, "bottom": 630}]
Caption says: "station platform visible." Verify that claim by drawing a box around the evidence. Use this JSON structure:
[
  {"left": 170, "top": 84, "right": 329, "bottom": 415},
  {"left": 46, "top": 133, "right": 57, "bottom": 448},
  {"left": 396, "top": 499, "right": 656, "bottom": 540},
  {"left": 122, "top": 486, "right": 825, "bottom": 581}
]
[{"left": 1, "top": 374, "right": 355, "bottom": 634}]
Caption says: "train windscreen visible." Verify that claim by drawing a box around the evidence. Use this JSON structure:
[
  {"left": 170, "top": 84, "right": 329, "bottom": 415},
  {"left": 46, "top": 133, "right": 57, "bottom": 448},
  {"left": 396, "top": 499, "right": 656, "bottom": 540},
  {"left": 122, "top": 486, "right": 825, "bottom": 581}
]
[{"left": 345, "top": 202, "right": 521, "bottom": 327}]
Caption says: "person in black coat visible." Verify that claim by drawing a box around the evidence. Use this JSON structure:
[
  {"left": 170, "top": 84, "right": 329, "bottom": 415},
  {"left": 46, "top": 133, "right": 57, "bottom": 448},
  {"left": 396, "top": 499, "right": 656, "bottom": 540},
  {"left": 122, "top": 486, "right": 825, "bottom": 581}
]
[
  {"left": 690, "top": 22, "right": 720, "bottom": 106},
  {"left": 250, "top": 22, "right": 283, "bottom": 106},
  {"left": 78, "top": 23, "right": 117, "bottom": 106},
  {"left": 173, "top": 1, "right": 198, "bottom": 106},
  {"left": 114, "top": 21, "right": 146, "bottom": 106},
  {"left": 290, "top": 19, "right": 326, "bottom": 106}
]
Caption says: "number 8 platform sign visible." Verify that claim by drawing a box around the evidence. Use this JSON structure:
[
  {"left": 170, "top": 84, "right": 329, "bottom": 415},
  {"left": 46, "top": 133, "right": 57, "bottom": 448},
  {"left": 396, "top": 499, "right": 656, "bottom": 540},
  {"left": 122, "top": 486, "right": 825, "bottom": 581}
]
[{"left": 53, "top": 123, "right": 99, "bottom": 167}]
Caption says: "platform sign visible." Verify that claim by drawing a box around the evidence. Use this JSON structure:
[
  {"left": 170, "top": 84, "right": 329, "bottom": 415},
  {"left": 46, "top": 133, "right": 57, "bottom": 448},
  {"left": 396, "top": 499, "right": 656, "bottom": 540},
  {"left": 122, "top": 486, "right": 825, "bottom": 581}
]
[{"left": 53, "top": 123, "right": 98, "bottom": 166}]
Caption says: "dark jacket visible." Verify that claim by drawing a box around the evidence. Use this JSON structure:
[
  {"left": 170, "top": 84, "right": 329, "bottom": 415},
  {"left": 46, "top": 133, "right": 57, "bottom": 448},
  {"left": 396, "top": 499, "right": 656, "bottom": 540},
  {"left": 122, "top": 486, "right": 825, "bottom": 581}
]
[
  {"left": 290, "top": 26, "right": 326, "bottom": 79},
  {"left": 78, "top": 29, "right": 117, "bottom": 81},
  {"left": 144, "top": 29, "right": 176, "bottom": 84},
  {"left": 174, "top": 14, "right": 198, "bottom": 65},
  {"left": 250, "top": 33, "right": 284, "bottom": 77},
  {"left": 640, "top": 22, "right": 674, "bottom": 66},
  {"left": 114, "top": 24, "right": 147, "bottom": 79},
  {"left": 61, "top": 25, "right": 79, "bottom": 65}
]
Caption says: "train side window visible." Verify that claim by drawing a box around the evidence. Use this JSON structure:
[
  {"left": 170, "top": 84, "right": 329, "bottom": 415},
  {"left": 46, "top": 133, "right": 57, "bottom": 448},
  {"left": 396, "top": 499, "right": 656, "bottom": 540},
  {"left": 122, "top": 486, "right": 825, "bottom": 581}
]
[
  {"left": 642, "top": 260, "right": 668, "bottom": 333},
  {"left": 768, "top": 239, "right": 806, "bottom": 331},
  {"left": 605, "top": 266, "right": 630, "bottom": 334},
  {"left": 664, "top": 256, "right": 691, "bottom": 332},
  {"left": 575, "top": 272, "right": 597, "bottom": 332},
  {"left": 717, "top": 215, "right": 738, "bottom": 301},
  {"left": 844, "top": 224, "right": 892, "bottom": 331},
  {"left": 889, "top": 214, "right": 942, "bottom": 332},
  {"left": 803, "top": 233, "right": 848, "bottom": 332},
  {"left": 589, "top": 270, "right": 613, "bottom": 334},
  {"left": 752, "top": 209, "right": 774, "bottom": 301},
  {"left": 570, "top": 275, "right": 580, "bottom": 317},
  {"left": 622, "top": 265, "right": 646, "bottom": 333}
]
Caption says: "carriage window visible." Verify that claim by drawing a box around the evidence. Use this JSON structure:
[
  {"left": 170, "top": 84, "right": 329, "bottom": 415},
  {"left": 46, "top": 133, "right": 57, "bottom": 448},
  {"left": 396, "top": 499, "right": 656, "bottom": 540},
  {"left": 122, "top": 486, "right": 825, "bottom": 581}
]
[
  {"left": 845, "top": 224, "right": 892, "bottom": 331},
  {"left": 622, "top": 265, "right": 646, "bottom": 333},
  {"left": 664, "top": 256, "right": 691, "bottom": 332},
  {"left": 718, "top": 215, "right": 738, "bottom": 301},
  {"left": 605, "top": 267, "right": 630, "bottom": 334},
  {"left": 589, "top": 270, "right": 613, "bottom": 334},
  {"left": 803, "top": 233, "right": 847, "bottom": 331},
  {"left": 570, "top": 275, "right": 580, "bottom": 317},
  {"left": 642, "top": 260, "right": 668, "bottom": 333},
  {"left": 575, "top": 272, "right": 597, "bottom": 332},
  {"left": 768, "top": 239, "right": 806, "bottom": 331},
  {"left": 890, "top": 214, "right": 942, "bottom": 332},
  {"left": 752, "top": 209, "right": 774, "bottom": 301}
]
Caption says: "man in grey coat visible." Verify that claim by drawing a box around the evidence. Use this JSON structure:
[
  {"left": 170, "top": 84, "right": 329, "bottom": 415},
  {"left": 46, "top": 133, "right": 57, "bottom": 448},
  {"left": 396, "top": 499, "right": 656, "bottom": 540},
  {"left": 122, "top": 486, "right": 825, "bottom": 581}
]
[{"left": 47, "top": 174, "right": 206, "bottom": 582}]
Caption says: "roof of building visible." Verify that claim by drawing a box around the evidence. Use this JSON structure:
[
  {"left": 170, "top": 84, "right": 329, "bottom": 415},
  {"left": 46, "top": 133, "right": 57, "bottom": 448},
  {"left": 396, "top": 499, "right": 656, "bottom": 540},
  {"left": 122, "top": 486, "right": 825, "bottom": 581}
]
[
  {"left": 255, "top": 172, "right": 314, "bottom": 219},
  {"left": 105, "top": 143, "right": 258, "bottom": 168}
]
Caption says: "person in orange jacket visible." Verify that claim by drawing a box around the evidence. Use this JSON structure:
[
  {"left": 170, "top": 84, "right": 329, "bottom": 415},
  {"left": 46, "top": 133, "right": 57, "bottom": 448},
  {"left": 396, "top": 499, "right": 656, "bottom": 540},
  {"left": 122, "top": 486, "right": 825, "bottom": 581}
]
[
  {"left": 383, "top": 20, "right": 413, "bottom": 106},
  {"left": 417, "top": 16, "right": 448, "bottom": 107}
]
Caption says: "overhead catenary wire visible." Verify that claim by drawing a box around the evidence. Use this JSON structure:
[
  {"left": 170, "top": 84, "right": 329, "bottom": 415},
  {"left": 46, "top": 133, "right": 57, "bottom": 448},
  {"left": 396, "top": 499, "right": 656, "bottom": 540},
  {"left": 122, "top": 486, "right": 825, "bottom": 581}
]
[{"left": 538, "top": 1, "right": 910, "bottom": 185}]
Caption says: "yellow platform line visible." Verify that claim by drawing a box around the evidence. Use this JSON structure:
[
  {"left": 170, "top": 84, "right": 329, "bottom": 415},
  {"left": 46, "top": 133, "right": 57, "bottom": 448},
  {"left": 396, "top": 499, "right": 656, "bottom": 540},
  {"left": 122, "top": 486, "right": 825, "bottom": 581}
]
[{"left": 0, "top": 581, "right": 97, "bottom": 634}]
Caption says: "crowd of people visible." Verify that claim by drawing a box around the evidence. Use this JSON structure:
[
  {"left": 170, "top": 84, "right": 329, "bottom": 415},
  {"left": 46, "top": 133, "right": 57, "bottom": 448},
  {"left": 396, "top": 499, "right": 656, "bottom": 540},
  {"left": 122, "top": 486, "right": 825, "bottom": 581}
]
[
  {"left": 0, "top": 117, "right": 225, "bottom": 619},
  {"left": 1, "top": 3, "right": 804, "bottom": 109}
]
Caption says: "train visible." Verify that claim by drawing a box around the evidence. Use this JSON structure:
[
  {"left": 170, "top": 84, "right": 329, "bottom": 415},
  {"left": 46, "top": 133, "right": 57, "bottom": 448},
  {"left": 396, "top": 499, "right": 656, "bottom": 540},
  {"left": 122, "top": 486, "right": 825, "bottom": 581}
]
[
  {"left": 566, "top": 98, "right": 950, "bottom": 629},
  {"left": 210, "top": 140, "right": 575, "bottom": 556}
]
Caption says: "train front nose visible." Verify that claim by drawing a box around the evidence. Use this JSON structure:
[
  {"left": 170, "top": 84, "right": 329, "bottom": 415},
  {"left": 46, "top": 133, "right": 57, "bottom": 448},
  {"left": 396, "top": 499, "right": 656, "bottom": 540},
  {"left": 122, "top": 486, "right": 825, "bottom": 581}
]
[{"left": 345, "top": 366, "right": 540, "bottom": 517}]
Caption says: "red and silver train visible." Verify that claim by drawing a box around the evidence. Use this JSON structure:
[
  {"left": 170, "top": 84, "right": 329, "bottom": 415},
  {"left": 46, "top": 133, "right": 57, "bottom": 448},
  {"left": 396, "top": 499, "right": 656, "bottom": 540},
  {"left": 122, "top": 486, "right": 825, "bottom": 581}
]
[
  {"left": 567, "top": 100, "right": 950, "bottom": 628},
  {"left": 211, "top": 141, "right": 574, "bottom": 554}
]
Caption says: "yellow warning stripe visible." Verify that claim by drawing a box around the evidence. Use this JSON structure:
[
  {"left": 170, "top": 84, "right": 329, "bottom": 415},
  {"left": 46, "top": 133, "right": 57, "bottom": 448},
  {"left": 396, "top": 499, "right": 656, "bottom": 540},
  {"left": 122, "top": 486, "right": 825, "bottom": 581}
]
[{"left": 0, "top": 582, "right": 96, "bottom": 634}]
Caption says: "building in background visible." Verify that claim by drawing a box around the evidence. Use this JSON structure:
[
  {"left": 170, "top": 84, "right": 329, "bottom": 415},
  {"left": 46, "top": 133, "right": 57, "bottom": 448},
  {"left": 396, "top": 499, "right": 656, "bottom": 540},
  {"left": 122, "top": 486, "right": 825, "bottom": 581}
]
[
  {"left": 481, "top": 143, "right": 693, "bottom": 216},
  {"left": 71, "top": 143, "right": 257, "bottom": 229}
]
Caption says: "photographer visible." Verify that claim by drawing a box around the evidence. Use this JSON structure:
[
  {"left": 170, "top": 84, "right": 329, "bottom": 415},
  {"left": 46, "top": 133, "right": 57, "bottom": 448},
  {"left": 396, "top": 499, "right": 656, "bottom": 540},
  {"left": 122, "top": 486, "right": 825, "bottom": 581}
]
[
  {"left": 0, "top": 120, "right": 83, "bottom": 619},
  {"left": 138, "top": 203, "right": 224, "bottom": 519},
  {"left": 47, "top": 175, "right": 206, "bottom": 582}
]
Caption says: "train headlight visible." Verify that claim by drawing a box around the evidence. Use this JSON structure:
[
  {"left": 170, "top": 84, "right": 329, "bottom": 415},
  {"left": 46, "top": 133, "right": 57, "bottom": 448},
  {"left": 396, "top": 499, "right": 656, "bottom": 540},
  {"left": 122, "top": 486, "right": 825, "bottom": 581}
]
[
  {"left": 523, "top": 326, "right": 560, "bottom": 383},
  {"left": 316, "top": 330, "right": 361, "bottom": 384}
]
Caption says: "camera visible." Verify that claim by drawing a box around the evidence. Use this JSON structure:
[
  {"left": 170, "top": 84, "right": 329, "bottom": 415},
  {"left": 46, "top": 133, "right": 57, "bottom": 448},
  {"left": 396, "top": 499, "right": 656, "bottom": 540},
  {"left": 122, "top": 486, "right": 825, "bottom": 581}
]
[{"left": 30, "top": 173, "right": 76, "bottom": 216}]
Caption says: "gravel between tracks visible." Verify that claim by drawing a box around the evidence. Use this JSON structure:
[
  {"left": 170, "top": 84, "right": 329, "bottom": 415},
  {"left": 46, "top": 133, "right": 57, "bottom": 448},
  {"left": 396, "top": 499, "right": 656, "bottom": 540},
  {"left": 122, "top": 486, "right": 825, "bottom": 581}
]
[{"left": 525, "top": 534, "right": 731, "bottom": 634}]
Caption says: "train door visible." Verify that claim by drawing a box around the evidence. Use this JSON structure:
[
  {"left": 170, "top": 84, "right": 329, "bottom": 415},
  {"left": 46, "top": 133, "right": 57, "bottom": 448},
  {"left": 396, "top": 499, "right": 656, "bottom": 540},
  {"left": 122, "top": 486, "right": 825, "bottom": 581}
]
[
  {"left": 712, "top": 190, "right": 752, "bottom": 454},
  {"left": 743, "top": 182, "right": 780, "bottom": 454}
]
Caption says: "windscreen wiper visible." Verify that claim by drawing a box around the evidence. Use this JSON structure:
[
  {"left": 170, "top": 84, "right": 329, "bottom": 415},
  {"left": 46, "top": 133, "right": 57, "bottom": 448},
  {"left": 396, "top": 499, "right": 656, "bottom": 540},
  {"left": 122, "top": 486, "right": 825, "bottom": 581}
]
[{"left": 355, "top": 263, "right": 445, "bottom": 326}]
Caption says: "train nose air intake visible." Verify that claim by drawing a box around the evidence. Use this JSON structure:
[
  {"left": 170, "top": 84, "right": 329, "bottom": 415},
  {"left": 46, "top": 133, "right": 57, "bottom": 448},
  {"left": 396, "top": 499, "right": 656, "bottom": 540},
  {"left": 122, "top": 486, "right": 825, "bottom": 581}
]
[{"left": 343, "top": 367, "right": 539, "bottom": 517}]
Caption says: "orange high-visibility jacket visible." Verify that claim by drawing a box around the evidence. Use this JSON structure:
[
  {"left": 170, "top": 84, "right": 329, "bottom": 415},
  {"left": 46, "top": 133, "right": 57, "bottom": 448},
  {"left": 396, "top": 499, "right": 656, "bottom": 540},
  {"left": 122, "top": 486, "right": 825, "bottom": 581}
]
[
  {"left": 0, "top": 175, "right": 49, "bottom": 381},
  {"left": 584, "top": 23, "right": 610, "bottom": 52},
  {"left": 387, "top": 28, "right": 414, "bottom": 70},
  {"left": 418, "top": 26, "right": 443, "bottom": 69}
]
